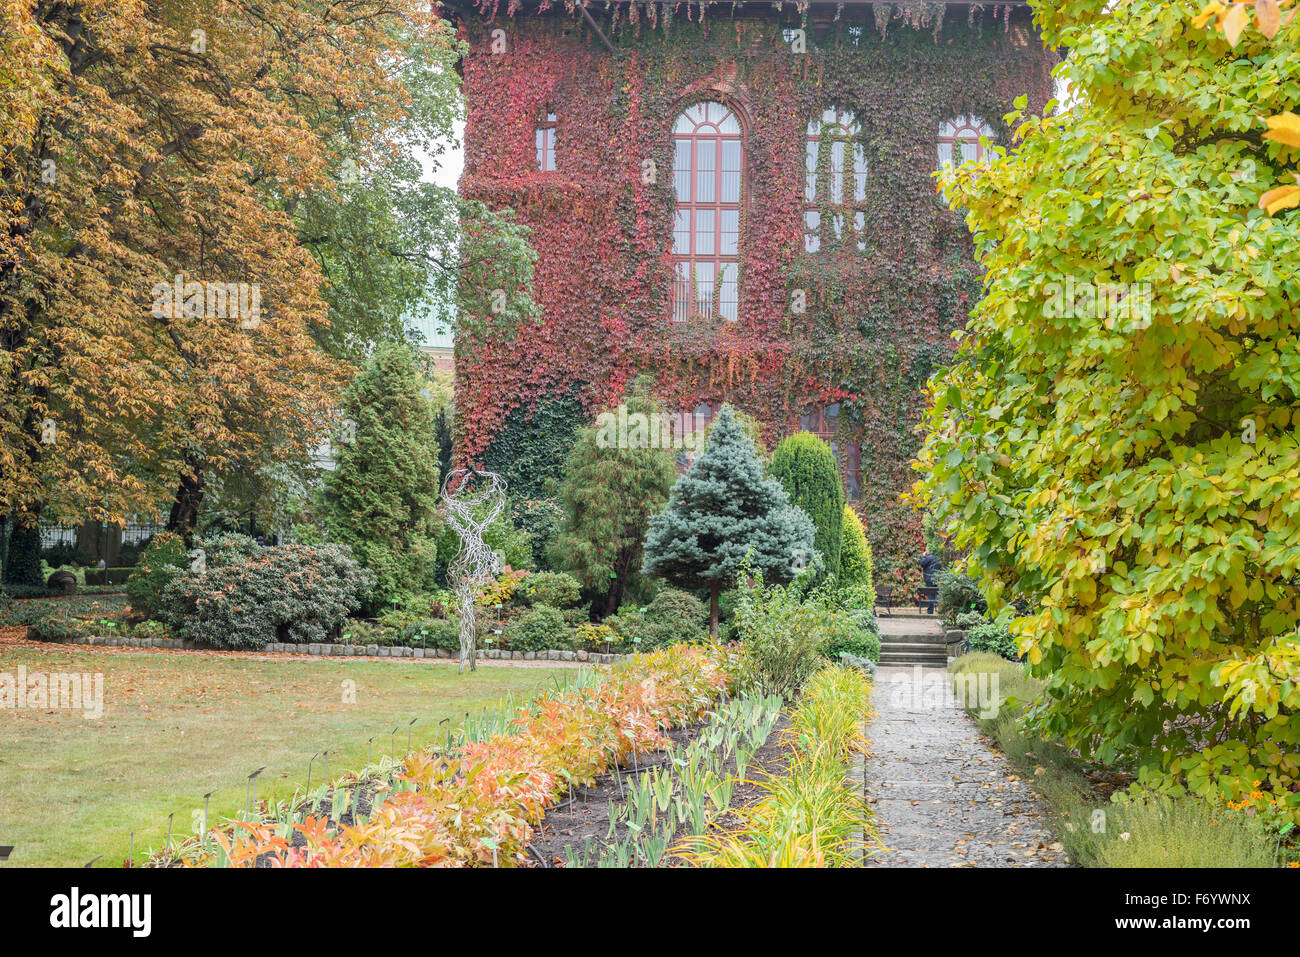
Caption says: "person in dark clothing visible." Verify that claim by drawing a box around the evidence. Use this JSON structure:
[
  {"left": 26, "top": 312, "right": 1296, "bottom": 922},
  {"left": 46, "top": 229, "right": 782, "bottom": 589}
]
[{"left": 918, "top": 553, "right": 942, "bottom": 613}]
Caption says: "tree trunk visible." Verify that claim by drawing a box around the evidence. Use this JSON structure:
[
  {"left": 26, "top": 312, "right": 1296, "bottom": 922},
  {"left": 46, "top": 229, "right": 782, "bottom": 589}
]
[
  {"left": 166, "top": 458, "right": 206, "bottom": 544},
  {"left": 2, "top": 509, "right": 44, "bottom": 587},
  {"left": 710, "top": 581, "right": 720, "bottom": 641}
]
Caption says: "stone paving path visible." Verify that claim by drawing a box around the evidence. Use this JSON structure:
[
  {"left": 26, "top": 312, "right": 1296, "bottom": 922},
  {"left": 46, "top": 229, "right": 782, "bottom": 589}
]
[{"left": 865, "top": 665, "right": 1068, "bottom": 867}]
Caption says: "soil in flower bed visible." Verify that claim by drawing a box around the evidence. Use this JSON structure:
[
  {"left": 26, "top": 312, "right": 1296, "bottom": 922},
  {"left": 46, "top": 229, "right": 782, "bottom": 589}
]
[{"left": 525, "top": 714, "right": 793, "bottom": 868}]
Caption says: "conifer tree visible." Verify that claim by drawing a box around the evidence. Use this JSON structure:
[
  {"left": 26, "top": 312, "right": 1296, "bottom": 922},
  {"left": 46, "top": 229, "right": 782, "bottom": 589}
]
[
  {"left": 323, "top": 343, "right": 441, "bottom": 609},
  {"left": 770, "top": 432, "right": 844, "bottom": 582},
  {"left": 553, "top": 393, "right": 678, "bottom": 617},
  {"left": 643, "top": 405, "right": 817, "bottom": 637}
]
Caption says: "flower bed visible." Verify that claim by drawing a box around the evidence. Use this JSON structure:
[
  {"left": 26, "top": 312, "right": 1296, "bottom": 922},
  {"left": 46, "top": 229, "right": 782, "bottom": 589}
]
[{"left": 157, "top": 642, "right": 741, "bottom": 867}]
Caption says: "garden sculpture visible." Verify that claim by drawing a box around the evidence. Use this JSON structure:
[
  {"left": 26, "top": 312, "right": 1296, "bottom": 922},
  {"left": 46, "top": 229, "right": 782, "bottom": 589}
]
[{"left": 440, "top": 468, "right": 507, "bottom": 673}]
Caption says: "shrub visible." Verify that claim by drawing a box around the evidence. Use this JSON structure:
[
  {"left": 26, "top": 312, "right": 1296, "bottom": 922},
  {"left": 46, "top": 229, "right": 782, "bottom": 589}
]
[
  {"left": 504, "top": 603, "right": 571, "bottom": 652},
  {"left": 126, "top": 532, "right": 189, "bottom": 620},
  {"left": 838, "top": 507, "right": 874, "bottom": 607},
  {"left": 376, "top": 617, "right": 460, "bottom": 650},
  {"left": 27, "top": 616, "right": 91, "bottom": 643},
  {"left": 511, "top": 497, "right": 564, "bottom": 572},
  {"left": 41, "top": 542, "right": 80, "bottom": 568},
  {"left": 130, "top": 619, "right": 174, "bottom": 642},
  {"left": 197, "top": 531, "right": 261, "bottom": 568},
  {"left": 731, "top": 577, "right": 830, "bottom": 701},
  {"left": 770, "top": 432, "right": 844, "bottom": 581},
  {"left": 337, "top": 620, "right": 402, "bottom": 647},
  {"left": 824, "top": 619, "right": 881, "bottom": 665},
  {"left": 159, "top": 543, "right": 374, "bottom": 649},
  {"left": 937, "top": 570, "right": 986, "bottom": 624},
  {"left": 644, "top": 588, "right": 707, "bottom": 627},
  {"left": 524, "top": 571, "right": 582, "bottom": 609},
  {"left": 966, "top": 621, "right": 1019, "bottom": 661}
]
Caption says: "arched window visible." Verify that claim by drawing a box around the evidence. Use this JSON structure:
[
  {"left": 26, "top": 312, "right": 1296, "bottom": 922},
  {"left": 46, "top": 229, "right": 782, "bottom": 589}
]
[
  {"left": 535, "top": 110, "right": 558, "bottom": 171},
  {"left": 936, "top": 115, "right": 995, "bottom": 170},
  {"left": 671, "top": 101, "right": 742, "bottom": 322},
  {"left": 804, "top": 107, "right": 868, "bottom": 253}
]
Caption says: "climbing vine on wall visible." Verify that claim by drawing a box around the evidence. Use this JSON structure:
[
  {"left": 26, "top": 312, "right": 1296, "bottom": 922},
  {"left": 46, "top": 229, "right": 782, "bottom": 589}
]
[{"left": 450, "top": 1, "right": 1054, "bottom": 581}]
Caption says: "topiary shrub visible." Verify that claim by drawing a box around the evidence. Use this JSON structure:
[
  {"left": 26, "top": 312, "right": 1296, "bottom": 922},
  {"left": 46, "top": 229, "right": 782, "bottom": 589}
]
[
  {"left": 504, "top": 603, "right": 571, "bottom": 652},
  {"left": 159, "top": 543, "right": 374, "bottom": 649},
  {"left": 126, "top": 532, "right": 189, "bottom": 620},
  {"left": 525, "top": 571, "right": 582, "bottom": 609},
  {"left": 937, "top": 569, "right": 987, "bottom": 624},
  {"left": 838, "top": 506, "right": 875, "bottom": 609},
  {"left": 770, "top": 432, "right": 844, "bottom": 582}
]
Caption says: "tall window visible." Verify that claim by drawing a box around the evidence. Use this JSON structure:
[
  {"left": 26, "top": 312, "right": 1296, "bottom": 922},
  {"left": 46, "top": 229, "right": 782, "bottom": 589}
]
[
  {"left": 671, "top": 101, "right": 742, "bottom": 322},
  {"left": 937, "top": 115, "right": 995, "bottom": 169},
  {"left": 535, "top": 110, "right": 558, "bottom": 171},
  {"left": 804, "top": 107, "right": 868, "bottom": 253}
]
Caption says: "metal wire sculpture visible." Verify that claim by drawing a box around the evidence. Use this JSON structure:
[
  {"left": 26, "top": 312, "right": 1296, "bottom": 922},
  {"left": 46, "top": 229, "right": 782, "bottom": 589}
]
[{"left": 440, "top": 468, "right": 507, "bottom": 674}]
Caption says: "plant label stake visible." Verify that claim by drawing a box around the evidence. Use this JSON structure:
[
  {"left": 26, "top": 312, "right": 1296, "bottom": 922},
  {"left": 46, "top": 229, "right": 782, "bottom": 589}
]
[{"left": 246, "top": 766, "right": 266, "bottom": 816}]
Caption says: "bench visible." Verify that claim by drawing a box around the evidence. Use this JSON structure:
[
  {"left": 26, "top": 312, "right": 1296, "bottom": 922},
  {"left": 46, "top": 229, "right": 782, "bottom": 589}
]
[{"left": 916, "top": 585, "right": 939, "bottom": 614}]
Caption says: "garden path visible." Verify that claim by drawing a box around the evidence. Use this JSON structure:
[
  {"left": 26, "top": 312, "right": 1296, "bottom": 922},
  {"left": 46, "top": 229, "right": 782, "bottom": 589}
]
[{"left": 864, "top": 664, "right": 1068, "bottom": 867}]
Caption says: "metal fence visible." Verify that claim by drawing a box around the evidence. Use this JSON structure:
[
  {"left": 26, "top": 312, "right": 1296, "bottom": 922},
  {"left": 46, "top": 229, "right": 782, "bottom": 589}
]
[{"left": 39, "top": 520, "right": 163, "bottom": 550}]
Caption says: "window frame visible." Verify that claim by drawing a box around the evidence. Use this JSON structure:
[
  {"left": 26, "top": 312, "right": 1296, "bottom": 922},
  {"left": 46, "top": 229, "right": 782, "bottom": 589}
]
[
  {"left": 936, "top": 114, "right": 995, "bottom": 170},
  {"left": 535, "top": 109, "right": 558, "bottom": 172},
  {"left": 670, "top": 100, "right": 744, "bottom": 323},
  {"left": 804, "top": 106, "right": 869, "bottom": 254}
]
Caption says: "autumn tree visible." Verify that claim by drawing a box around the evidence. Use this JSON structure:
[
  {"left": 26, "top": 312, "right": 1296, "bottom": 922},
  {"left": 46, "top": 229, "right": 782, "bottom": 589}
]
[
  {"left": 0, "top": 1, "right": 537, "bottom": 573},
  {"left": 913, "top": 0, "right": 1300, "bottom": 823},
  {"left": 551, "top": 393, "right": 679, "bottom": 618}
]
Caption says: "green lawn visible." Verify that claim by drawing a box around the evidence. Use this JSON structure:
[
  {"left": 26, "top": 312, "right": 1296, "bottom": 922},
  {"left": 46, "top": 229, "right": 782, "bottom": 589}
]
[{"left": 0, "top": 644, "right": 576, "bottom": 866}]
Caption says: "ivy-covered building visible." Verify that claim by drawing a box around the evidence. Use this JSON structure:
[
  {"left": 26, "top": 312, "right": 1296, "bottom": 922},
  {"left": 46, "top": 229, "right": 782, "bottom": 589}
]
[{"left": 443, "top": 0, "right": 1056, "bottom": 581}]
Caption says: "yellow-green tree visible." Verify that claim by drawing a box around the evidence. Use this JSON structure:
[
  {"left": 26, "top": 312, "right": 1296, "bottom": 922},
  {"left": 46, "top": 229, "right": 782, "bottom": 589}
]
[{"left": 913, "top": 0, "right": 1300, "bottom": 823}]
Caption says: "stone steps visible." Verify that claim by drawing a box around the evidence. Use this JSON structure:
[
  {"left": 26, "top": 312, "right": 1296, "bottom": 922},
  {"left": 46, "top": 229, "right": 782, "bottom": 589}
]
[{"left": 878, "top": 650, "right": 949, "bottom": 667}]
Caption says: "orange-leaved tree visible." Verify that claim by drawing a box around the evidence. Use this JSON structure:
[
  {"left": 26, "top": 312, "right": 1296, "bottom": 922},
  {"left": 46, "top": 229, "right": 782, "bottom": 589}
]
[{"left": 0, "top": 0, "right": 442, "bottom": 570}]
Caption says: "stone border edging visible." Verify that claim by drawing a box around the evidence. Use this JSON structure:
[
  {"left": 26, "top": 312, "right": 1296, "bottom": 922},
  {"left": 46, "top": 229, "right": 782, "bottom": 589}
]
[{"left": 31, "top": 631, "right": 628, "bottom": 664}]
